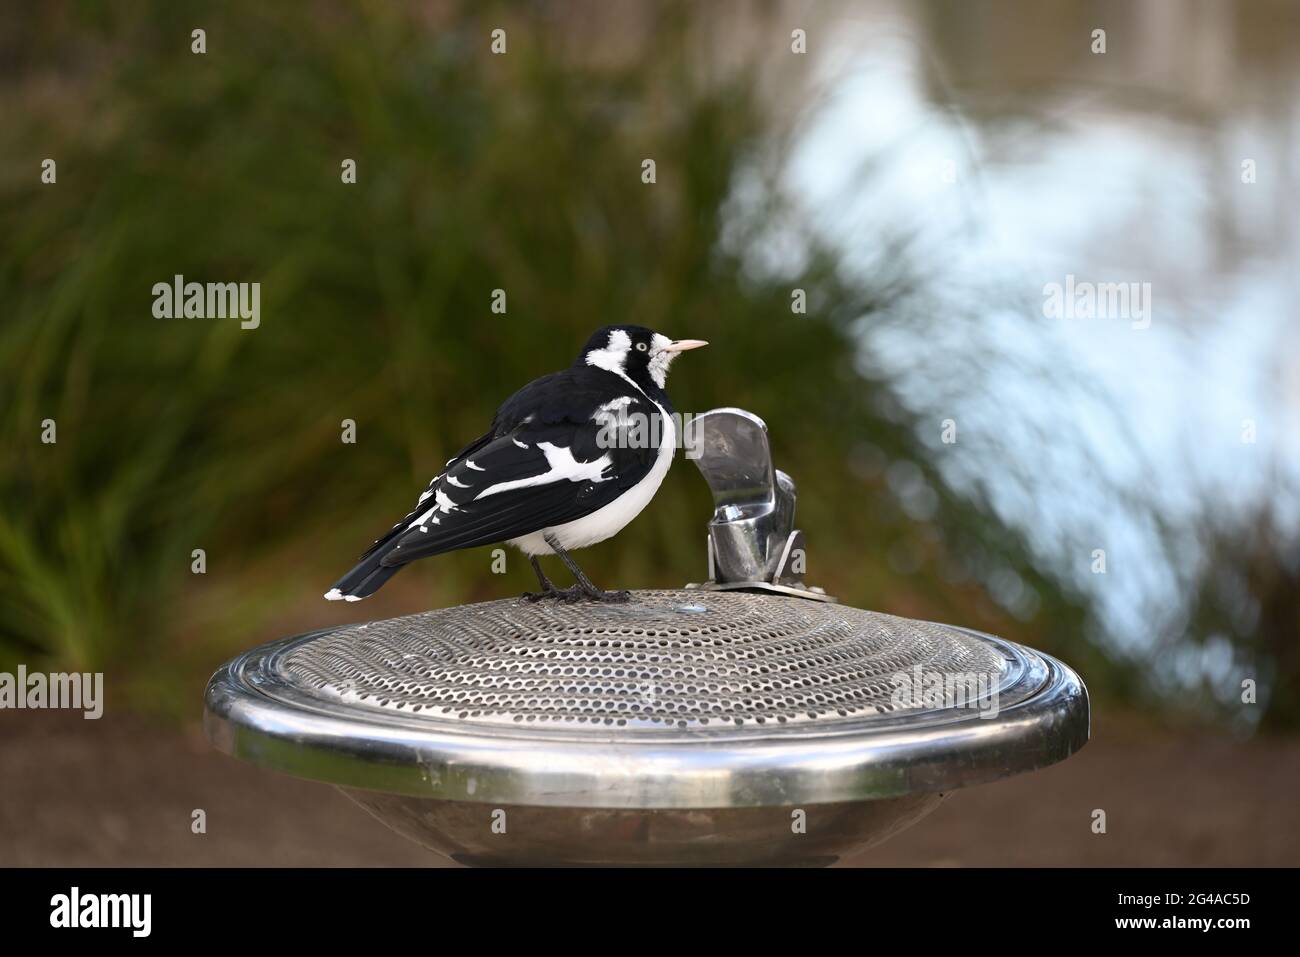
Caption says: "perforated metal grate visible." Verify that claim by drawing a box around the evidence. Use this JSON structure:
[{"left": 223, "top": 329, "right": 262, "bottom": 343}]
[{"left": 282, "top": 590, "right": 1008, "bottom": 731}]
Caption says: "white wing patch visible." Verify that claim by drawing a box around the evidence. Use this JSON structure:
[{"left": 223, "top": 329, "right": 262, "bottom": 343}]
[
  {"left": 595, "top": 396, "right": 634, "bottom": 416},
  {"left": 416, "top": 472, "right": 445, "bottom": 505},
  {"left": 508, "top": 400, "right": 677, "bottom": 556},
  {"left": 475, "top": 442, "right": 612, "bottom": 500},
  {"left": 409, "top": 486, "right": 460, "bottom": 532}
]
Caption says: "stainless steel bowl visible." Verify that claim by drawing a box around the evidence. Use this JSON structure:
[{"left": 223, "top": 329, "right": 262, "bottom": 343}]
[{"left": 204, "top": 589, "right": 1088, "bottom": 865}]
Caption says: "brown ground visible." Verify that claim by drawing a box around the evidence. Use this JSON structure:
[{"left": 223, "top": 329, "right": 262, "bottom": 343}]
[{"left": 1, "top": 709, "right": 1296, "bottom": 867}]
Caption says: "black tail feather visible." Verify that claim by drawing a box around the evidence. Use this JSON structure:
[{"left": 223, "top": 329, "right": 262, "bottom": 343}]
[{"left": 324, "top": 549, "right": 402, "bottom": 602}]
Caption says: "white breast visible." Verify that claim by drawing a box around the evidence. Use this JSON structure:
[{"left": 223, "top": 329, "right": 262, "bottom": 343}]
[{"left": 508, "top": 407, "right": 676, "bottom": 556}]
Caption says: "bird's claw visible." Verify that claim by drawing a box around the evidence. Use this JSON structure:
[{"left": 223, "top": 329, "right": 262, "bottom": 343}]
[
  {"left": 523, "top": 585, "right": 586, "bottom": 604},
  {"left": 523, "top": 586, "right": 631, "bottom": 604}
]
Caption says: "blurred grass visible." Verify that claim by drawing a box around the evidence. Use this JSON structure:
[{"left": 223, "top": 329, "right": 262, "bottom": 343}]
[{"left": 0, "top": 0, "right": 1126, "bottom": 716}]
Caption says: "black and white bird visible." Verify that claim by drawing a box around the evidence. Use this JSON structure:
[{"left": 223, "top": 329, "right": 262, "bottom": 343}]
[{"left": 325, "top": 326, "right": 707, "bottom": 603}]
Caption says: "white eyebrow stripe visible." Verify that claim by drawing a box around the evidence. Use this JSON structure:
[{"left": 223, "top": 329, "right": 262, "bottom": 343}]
[
  {"left": 587, "top": 341, "right": 653, "bottom": 405},
  {"left": 584, "top": 329, "right": 632, "bottom": 378},
  {"left": 475, "top": 442, "right": 612, "bottom": 500}
]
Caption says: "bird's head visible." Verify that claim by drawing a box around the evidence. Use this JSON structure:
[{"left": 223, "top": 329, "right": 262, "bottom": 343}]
[{"left": 577, "top": 325, "right": 708, "bottom": 392}]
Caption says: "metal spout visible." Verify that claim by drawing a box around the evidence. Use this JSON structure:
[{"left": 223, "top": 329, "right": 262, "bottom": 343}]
[{"left": 684, "top": 408, "right": 832, "bottom": 602}]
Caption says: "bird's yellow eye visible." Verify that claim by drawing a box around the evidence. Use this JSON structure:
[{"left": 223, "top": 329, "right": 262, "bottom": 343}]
[{"left": 636, "top": 342, "right": 648, "bottom": 352}]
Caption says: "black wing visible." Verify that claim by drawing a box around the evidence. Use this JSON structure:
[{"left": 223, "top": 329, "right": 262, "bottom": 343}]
[{"left": 379, "top": 381, "right": 660, "bottom": 567}]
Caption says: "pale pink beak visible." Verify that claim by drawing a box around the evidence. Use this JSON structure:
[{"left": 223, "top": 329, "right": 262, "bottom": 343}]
[{"left": 662, "top": 339, "right": 709, "bottom": 353}]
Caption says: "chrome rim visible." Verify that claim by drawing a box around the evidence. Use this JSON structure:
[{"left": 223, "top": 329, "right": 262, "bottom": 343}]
[{"left": 204, "top": 590, "right": 1089, "bottom": 809}]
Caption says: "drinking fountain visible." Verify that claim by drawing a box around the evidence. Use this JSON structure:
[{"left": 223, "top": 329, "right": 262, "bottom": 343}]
[{"left": 204, "top": 408, "right": 1088, "bottom": 865}]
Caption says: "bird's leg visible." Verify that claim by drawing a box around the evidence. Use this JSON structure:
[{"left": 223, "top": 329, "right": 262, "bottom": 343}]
[
  {"left": 529, "top": 556, "right": 557, "bottom": 591},
  {"left": 522, "top": 556, "right": 563, "bottom": 602},
  {"left": 544, "top": 535, "right": 631, "bottom": 603}
]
